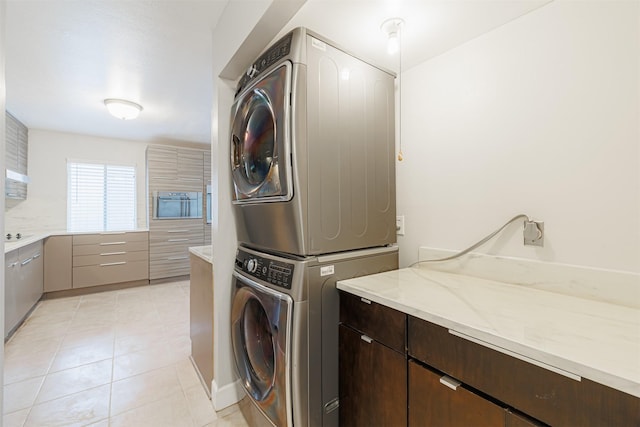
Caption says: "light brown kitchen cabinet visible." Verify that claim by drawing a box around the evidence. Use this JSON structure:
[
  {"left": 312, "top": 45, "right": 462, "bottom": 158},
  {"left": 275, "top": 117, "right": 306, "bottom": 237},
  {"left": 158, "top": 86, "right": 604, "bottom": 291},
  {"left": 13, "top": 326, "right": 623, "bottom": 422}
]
[
  {"left": 4, "top": 241, "right": 43, "bottom": 338},
  {"left": 189, "top": 251, "right": 213, "bottom": 395},
  {"left": 72, "top": 231, "right": 149, "bottom": 288},
  {"left": 43, "top": 235, "right": 72, "bottom": 292},
  {"left": 146, "top": 145, "right": 210, "bottom": 280},
  {"left": 5, "top": 112, "right": 29, "bottom": 199},
  {"left": 339, "top": 291, "right": 407, "bottom": 427}
]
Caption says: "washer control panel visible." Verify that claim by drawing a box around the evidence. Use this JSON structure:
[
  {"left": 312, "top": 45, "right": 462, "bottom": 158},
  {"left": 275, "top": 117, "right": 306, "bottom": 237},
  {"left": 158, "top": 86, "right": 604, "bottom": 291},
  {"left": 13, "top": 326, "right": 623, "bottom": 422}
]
[{"left": 235, "top": 249, "right": 294, "bottom": 290}]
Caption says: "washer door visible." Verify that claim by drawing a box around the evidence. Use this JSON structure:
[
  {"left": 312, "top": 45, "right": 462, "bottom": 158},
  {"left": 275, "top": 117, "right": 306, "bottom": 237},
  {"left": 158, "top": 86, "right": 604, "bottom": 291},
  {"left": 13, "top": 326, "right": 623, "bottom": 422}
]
[
  {"left": 230, "top": 63, "right": 292, "bottom": 203},
  {"left": 231, "top": 271, "right": 293, "bottom": 427}
]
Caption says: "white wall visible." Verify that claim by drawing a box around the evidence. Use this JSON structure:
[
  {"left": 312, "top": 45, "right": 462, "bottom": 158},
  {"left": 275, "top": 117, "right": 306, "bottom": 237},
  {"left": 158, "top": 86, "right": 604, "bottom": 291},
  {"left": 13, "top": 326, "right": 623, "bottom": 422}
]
[
  {"left": 397, "top": 0, "right": 640, "bottom": 274},
  {"left": 4, "top": 129, "right": 207, "bottom": 233}
]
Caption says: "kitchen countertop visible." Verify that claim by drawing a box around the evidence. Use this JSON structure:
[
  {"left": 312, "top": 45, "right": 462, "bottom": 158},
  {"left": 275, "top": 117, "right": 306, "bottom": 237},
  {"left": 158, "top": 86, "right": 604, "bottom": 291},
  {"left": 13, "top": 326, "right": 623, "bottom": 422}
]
[
  {"left": 189, "top": 245, "right": 213, "bottom": 264},
  {"left": 4, "top": 229, "right": 150, "bottom": 254},
  {"left": 337, "top": 266, "right": 640, "bottom": 399}
]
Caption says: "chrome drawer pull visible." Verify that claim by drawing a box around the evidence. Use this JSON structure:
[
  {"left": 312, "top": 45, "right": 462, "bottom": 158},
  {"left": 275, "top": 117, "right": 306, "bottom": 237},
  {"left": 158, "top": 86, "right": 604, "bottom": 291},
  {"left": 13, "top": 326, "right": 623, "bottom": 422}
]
[
  {"left": 168, "top": 238, "right": 189, "bottom": 242},
  {"left": 168, "top": 256, "right": 188, "bottom": 261},
  {"left": 440, "top": 376, "right": 462, "bottom": 391},
  {"left": 167, "top": 229, "right": 189, "bottom": 233},
  {"left": 32, "top": 253, "right": 41, "bottom": 259},
  {"left": 100, "top": 261, "right": 126, "bottom": 267},
  {"left": 360, "top": 297, "right": 372, "bottom": 305},
  {"left": 100, "top": 251, "right": 126, "bottom": 256},
  {"left": 360, "top": 335, "right": 373, "bottom": 344},
  {"left": 20, "top": 257, "right": 33, "bottom": 266},
  {"left": 99, "top": 241, "right": 126, "bottom": 246}
]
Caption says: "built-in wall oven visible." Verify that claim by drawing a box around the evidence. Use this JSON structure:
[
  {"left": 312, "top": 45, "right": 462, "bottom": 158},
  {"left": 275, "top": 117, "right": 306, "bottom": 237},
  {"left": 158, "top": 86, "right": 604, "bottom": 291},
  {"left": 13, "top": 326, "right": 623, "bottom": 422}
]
[{"left": 152, "top": 191, "right": 202, "bottom": 220}]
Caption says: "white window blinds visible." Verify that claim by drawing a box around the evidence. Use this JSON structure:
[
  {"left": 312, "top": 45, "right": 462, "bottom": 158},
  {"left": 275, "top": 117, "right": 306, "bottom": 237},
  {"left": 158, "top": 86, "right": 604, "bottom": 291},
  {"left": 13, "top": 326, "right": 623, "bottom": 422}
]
[{"left": 67, "top": 162, "right": 137, "bottom": 232}]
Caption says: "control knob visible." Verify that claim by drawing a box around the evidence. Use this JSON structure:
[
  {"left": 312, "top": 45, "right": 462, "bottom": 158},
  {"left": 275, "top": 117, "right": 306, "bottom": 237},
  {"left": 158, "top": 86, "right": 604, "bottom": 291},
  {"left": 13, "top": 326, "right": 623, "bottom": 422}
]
[
  {"left": 246, "top": 258, "right": 258, "bottom": 273},
  {"left": 246, "top": 64, "right": 258, "bottom": 79}
]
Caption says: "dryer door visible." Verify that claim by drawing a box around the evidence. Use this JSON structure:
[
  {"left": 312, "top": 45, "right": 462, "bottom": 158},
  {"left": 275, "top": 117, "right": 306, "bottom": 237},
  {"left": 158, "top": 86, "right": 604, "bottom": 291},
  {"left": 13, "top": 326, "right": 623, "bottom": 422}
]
[
  {"left": 231, "top": 271, "right": 293, "bottom": 427},
  {"left": 231, "top": 63, "right": 292, "bottom": 203}
]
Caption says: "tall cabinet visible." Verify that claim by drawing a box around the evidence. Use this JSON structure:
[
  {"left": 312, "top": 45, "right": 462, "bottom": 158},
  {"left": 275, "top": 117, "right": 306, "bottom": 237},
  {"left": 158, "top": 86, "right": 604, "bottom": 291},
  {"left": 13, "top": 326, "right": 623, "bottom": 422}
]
[
  {"left": 5, "top": 112, "right": 29, "bottom": 199},
  {"left": 146, "top": 145, "right": 211, "bottom": 281}
]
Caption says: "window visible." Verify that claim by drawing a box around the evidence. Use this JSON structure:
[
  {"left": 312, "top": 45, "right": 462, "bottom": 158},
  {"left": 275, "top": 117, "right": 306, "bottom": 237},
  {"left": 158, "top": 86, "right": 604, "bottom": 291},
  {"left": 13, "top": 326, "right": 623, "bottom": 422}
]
[{"left": 67, "top": 161, "right": 137, "bottom": 232}]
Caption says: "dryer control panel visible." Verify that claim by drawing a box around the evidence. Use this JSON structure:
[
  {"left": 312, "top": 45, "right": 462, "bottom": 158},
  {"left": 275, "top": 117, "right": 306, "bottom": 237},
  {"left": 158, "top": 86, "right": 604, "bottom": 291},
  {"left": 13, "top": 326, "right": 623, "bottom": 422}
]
[
  {"left": 235, "top": 249, "right": 294, "bottom": 290},
  {"left": 236, "top": 31, "right": 293, "bottom": 96}
]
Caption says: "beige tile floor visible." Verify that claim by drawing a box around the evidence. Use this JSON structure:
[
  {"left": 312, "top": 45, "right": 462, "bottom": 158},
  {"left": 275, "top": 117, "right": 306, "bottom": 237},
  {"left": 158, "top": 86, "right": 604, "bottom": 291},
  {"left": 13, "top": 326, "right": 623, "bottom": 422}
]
[{"left": 3, "top": 280, "right": 249, "bottom": 427}]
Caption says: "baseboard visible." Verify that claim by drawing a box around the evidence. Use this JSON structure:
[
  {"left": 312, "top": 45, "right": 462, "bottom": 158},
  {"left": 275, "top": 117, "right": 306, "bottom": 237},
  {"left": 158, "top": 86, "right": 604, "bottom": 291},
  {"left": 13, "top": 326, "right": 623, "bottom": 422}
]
[{"left": 212, "top": 379, "right": 244, "bottom": 411}]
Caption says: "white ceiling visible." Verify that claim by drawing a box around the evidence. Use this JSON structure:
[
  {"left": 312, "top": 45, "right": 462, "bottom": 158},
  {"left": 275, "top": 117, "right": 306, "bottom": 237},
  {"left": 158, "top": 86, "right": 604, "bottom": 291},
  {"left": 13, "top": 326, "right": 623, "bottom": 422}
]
[{"left": 5, "top": 0, "right": 549, "bottom": 145}]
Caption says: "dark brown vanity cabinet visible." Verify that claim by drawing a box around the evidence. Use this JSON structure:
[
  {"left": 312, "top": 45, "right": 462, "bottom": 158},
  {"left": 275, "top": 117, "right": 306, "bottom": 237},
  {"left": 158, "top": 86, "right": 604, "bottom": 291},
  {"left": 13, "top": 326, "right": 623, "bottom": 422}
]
[
  {"left": 339, "top": 291, "right": 639, "bottom": 427},
  {"left": 339, "top": 291, "right": 407, "bottom": 427}
]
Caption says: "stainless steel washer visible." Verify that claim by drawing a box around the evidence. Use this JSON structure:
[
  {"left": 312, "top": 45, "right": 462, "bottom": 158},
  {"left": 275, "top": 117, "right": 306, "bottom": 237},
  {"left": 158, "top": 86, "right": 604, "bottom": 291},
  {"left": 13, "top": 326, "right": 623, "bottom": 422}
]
[{"left": 231, "top": 245, "right": 398, "bottom": 427}]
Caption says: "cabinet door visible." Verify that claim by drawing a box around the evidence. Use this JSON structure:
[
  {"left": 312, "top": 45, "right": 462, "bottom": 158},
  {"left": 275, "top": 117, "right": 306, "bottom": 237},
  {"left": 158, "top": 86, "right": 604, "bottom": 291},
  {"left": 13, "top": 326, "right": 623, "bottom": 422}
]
[
  {"left": 44, "top": 236, "right": 73, "bottom": 292},
  {"left": 4, "top": 251, "right": 20, "bottom": 337},
  {"left": 339, "top": 324, "right": 407, "bottom": 427},
  {"left": 21, "top": 241, "right": 43, "bottom": 310},
  {"left": 409, "top": 360, "right": 505, "bottom": 427}
]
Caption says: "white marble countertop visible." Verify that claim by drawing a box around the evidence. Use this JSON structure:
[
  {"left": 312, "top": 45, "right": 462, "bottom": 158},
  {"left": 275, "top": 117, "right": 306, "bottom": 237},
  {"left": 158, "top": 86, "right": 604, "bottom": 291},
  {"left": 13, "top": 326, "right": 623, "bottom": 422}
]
[
  {"left": 4, "top": 229, "right": 150, "bottom": 254},
  {"left": 189, "top": 245, "right": 213, "bottom": 264},
  {"left": 337, "top": 266, "right": 640, "bottom": 398}
]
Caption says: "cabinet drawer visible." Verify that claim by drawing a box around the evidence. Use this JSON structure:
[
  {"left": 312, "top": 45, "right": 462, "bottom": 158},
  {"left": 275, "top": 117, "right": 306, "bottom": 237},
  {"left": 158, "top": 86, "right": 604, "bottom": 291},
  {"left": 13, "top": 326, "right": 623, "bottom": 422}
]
[
  {"left": 149, "top": 228, "right": 203, "bottom": 243},
  {"left": 73, "top": 231, "right": 148, "bottom": 246},
  {"left": 408, "top": 316, "right": 640, "bottom": 427},
  {"left": 149, "top": 257, "right": 190, "bottom": 280},
  {"left": 73, "top": 260, "right": 149, "bottom": 288},
  {"left": 73, "top": 240, "right": 148, "bottom": 256},
  {"left": 73, "top": 250, "right": 149, "bottom": 267},
  {"left": 339, "top": 291, "right": 406, "bottom": 353},
  {"left": 409, "top": 360, "right": 504, "bottom": 427}
]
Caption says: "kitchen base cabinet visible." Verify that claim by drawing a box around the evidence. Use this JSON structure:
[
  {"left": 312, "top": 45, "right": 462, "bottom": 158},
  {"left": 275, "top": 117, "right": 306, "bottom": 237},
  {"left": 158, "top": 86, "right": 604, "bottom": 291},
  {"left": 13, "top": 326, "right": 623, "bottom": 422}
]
[
  {"left": 339, "top": 291, "right": 407, "bottom": 427},
  {"left": 408, "top": 316, "right": 640, "bottom": 427},
  {"left": 44, "top": 235, "right": 72, "bottom": 292},
  {"left": 71, "top": 232, "right": 149, "bottom": 289},
  {"left": 409, "top": 360, "right": 504, "bottom": 427},
  {"left": 4, "top": 241, "right": 43, "bottom": 339},
  {"left": 189, "top": 251, "right": 213, "bottom": 395}
]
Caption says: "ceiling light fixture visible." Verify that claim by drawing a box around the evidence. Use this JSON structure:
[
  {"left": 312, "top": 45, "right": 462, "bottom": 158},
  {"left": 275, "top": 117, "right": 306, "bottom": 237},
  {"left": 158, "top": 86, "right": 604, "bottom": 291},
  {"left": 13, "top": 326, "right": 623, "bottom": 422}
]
[
  {"left": 381, "top": 18, "right": 404, "bottom": 55},
  {"left": 104, "top": 98, "right": 143, "bottom": 120}
]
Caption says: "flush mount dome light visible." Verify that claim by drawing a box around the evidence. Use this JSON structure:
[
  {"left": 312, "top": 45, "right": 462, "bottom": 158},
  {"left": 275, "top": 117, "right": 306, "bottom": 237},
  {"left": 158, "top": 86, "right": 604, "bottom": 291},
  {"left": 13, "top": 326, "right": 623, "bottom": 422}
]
[{"left": 104, "top": 98, "right": 143, "bottom": 120}]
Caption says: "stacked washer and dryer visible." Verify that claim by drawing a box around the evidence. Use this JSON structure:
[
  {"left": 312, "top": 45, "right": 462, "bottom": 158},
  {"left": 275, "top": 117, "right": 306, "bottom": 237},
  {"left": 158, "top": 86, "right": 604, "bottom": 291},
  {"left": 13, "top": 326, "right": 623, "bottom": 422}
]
[{"left": 229, "top": 28, "right": 398, "bottom": 427}]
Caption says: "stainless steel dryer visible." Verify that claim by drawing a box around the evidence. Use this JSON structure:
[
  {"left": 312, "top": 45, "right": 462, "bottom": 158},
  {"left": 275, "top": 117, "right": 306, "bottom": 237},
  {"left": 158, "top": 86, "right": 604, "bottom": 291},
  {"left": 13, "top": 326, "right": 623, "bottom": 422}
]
[
  {"left": 230, "top": 244, "right": 398, "bottom": 427},
  {"left": 230, "top": 27, "right": 396, "bottom": 256}
]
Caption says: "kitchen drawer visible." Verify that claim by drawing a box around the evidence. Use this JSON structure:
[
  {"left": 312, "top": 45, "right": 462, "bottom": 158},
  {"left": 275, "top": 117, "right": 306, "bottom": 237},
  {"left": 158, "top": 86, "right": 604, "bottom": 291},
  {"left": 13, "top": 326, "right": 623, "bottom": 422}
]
[
  {"left": 149, "top": 239, "right": 203, "bottom": 256},
  {"left": 73, "top": 259, "right": 148, "bottom": 288},
  {"left": 408, "top": 360, "right": 504, "bottom": 427},
  {"left": 73, "top": 240, "right": 148, "bottom": 256},
  {"left": 73, "top": 231, "right": 148, "bottom": 246},
  {"left": 339, "top": 291, "right": 406, "bottom": 353},
  {"left": 73, "top": 250, "right": 149, "bottom": 267},
  {"left": 149, "top": 226, "right": 204, "bottom": 242},
  {"left": 149, "top": 257, "right": 190, "bottom": 280},
  {"left": 408, "top": 316, "right": 640, "bottom": 427}
]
